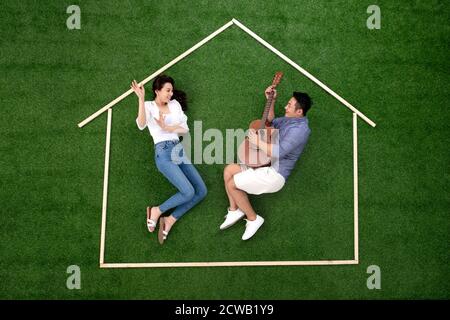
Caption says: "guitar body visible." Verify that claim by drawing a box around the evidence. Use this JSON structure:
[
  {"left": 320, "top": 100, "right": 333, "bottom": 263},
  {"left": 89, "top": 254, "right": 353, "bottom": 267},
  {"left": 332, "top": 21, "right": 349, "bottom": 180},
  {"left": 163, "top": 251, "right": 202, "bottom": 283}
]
[{"left": 237, "top": 121, "right": 278, "bottom": 167}]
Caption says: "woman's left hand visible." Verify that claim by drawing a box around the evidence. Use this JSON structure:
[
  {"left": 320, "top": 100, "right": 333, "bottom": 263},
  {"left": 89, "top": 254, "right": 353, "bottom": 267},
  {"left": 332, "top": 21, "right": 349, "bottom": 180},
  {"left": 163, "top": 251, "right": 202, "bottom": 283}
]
[{"left": 155, "top": 111, "right": 167, "bottom": 130}]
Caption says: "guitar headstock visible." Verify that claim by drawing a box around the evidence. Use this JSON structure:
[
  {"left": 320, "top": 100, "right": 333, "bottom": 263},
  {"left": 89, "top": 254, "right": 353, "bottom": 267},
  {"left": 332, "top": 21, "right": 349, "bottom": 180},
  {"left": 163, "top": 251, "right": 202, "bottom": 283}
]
[{"left": 271, "top": 71, "right": 283, "bottom": 88}]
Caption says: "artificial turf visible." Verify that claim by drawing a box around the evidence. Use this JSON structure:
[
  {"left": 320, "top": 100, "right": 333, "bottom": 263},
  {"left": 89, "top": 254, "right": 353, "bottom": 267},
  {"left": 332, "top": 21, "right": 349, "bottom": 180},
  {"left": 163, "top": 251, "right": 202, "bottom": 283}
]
[{"left": 0, "top": 0, "right": 448, "bottom": 299}]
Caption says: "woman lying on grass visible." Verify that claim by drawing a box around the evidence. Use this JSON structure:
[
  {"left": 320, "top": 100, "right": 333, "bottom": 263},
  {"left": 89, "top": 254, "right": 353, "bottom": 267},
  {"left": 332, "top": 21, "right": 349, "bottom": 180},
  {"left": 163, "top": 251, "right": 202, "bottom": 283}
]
[{"left": 132, "top": 74, "right": 207, "bottom": 245}]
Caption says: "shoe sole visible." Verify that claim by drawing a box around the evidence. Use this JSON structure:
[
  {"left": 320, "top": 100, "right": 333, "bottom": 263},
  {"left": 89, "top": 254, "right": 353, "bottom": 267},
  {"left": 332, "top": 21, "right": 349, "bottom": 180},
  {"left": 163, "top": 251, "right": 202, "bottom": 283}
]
[
  {"left": 220, "top": 214, "right": 245, "bottom": 230},
  {"left": 158, "top": 217, "right": 166, "bottom": 244}
]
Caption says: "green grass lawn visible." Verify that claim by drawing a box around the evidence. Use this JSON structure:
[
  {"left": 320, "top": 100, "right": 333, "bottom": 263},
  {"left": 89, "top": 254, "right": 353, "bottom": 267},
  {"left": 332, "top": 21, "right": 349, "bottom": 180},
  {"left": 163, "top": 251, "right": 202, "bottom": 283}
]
[{"left": 0, "top": 0, "right": 448, "bottom": 299}]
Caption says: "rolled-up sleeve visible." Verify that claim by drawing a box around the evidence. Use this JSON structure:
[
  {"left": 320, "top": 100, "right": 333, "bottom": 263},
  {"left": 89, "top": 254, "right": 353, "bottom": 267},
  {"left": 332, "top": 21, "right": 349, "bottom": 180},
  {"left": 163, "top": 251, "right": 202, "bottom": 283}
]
[
  {"left": 136, "top": 118, "right": 146, "bottom": 130},
  {"left": 136, "top": 101, "right": 152, "bottom": 130},
  {"left": 173, "top": 100, "right": 189, "bottom": 131},
  {"left": 178, "top": 112, "right": 189, "bottom": 131},
  {"left": 271, "top": 118, "right": 281, "bottom": 127}
]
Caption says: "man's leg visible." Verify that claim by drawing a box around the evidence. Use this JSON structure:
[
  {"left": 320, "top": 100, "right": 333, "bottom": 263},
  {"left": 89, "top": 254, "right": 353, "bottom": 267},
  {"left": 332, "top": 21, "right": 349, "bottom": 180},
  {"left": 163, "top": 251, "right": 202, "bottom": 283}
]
[
  {"left": 226, "top": 177, "right": 257, "bottom": 221},
  {"left": 223, "top": 164, "right": 241, "bottom": 211}
]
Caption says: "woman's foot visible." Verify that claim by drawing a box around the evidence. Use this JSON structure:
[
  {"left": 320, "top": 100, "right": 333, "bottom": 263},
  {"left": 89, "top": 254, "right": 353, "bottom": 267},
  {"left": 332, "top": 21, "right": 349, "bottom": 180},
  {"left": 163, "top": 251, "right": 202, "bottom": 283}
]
[
  {"left": 158, "top": 217, "right": 168, "bottom": 244},
  {"left": 146, "top": 206, "right": 162, "bottom": 233},
  {"left": 158, "top": 215, "right": 177, "bottom": 244}
]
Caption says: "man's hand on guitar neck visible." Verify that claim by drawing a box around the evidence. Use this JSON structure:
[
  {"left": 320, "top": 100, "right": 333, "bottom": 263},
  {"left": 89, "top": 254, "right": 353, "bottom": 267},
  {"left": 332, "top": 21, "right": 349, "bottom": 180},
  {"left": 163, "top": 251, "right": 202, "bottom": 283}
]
[
  {"left": 265, "top": 85, "right": 277, "bottom": 122},
  {"left": 264, "top": 85, "right": 277, "bottom": 100}
]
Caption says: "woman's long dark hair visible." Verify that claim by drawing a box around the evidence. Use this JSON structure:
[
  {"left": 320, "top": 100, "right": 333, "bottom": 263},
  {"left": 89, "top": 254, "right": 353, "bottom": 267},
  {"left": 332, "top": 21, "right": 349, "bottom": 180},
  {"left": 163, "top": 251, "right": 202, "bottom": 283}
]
[{"left": 152, "top": 74, "right": 188, "bottom": 111}]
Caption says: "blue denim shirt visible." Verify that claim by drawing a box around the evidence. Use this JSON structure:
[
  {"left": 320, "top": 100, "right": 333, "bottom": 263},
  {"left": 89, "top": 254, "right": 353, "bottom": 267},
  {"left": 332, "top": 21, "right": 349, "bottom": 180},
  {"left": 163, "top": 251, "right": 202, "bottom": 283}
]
[{"left": 271, "top": 116, "right": 311, "bottom": 180}]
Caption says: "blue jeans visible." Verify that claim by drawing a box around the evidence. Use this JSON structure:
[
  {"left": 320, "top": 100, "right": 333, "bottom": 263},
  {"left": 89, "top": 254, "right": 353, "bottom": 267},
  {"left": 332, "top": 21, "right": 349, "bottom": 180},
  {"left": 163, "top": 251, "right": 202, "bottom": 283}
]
[{"left": 154, "top": 140, "right": 207, "bottom": 220}]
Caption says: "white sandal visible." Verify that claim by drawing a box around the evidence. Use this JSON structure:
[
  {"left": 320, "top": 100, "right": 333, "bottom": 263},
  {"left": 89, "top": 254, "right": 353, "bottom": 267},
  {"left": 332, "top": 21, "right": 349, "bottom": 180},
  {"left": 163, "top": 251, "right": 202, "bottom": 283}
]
[{"left": 146, "top": 207, "right": 157, "bottom": 233}]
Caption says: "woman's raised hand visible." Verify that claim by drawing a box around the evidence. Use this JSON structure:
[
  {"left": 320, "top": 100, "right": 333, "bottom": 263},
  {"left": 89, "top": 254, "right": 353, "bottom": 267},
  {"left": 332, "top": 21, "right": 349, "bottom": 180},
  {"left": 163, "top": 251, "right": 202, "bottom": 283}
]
[{"left": 131, "top": 80, "right": 145, "bottom": 100}]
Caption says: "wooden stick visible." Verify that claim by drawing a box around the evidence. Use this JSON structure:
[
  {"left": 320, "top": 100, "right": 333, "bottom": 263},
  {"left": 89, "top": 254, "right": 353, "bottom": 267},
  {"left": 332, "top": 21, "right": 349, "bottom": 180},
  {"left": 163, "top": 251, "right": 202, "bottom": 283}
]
[
  {"left": 232, "top": 18, "right": 376, "bottom": 128},
  {"left": 353, "top": 113, "right": 359, "bottom": 262},
  {"left": 100, "top": 260, "right": 358, "bottom": 269},
  {"left": 78, "top": 20, "right": 234, "bottom": 128},
  {"left": 99, "top": 109, "right": 112, "bottom": 265}
]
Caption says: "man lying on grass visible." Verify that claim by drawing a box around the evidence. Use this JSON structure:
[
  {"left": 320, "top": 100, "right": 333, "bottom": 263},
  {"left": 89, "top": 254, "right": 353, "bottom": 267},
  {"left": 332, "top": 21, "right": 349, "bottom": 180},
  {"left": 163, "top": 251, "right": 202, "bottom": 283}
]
[{"left": 220, "top": 86, "right": 312, "bottom": 240}]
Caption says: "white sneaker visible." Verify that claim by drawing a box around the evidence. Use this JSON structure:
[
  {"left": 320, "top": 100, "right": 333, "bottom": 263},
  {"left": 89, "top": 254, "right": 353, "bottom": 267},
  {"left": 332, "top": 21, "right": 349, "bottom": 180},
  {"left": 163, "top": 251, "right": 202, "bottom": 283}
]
[
  {"left": 242, "top": 215, "right": 265, "bottom": 240},
  {"left": 219, "top": 208, "right": 245, "bottom": 230}
]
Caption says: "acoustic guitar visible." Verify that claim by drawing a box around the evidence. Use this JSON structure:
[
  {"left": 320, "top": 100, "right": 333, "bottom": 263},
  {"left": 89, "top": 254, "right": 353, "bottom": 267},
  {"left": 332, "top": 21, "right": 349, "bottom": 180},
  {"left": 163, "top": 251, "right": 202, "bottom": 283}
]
[{"left": 237, "top": 72, "right": 283, "bottom": 167}]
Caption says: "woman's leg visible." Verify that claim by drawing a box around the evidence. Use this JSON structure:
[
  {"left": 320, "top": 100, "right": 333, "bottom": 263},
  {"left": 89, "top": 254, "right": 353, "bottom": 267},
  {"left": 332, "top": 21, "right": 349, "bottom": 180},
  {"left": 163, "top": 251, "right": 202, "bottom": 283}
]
[
  {"left": 156, "top": 156, "right": 196, "bottom": 214},
  {"left": 155, "top": 144, "right": 206, "bottom": 236},
  {"left": 169, "top": 162, "right": 207, "bottom": 222}
]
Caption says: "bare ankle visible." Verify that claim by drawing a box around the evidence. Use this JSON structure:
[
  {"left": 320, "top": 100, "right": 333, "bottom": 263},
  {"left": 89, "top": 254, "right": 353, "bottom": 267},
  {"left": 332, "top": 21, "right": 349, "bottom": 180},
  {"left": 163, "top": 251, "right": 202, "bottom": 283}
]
[
  {"left": 151, "top": 207, "right": 162, "bottom": 220},
  {"left": 165, "top": 215, "right": 177, "bottom": 231},
  {"left": 169, "top": 215, "right": 178, "bottom": 224}
]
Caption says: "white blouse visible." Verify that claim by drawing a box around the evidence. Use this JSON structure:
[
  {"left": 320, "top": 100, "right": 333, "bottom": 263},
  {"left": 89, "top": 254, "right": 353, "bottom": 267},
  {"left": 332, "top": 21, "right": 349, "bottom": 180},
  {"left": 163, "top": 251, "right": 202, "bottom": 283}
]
[{"left": 136, "top": 99, "right": 189, "bottom": 144}]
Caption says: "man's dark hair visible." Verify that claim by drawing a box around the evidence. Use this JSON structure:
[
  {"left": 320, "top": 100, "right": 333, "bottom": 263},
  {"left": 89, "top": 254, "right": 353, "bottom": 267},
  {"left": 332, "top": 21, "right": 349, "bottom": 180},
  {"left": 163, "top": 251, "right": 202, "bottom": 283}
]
[{"left": 293, "top": 91, "right": 312, "bottom": 116}]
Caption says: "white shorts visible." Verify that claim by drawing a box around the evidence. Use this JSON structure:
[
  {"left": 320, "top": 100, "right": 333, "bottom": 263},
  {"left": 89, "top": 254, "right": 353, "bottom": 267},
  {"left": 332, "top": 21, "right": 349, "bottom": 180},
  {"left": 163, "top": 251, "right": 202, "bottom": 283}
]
[{"left": 233, "top": 165, "right": 285, "bottom": 195}]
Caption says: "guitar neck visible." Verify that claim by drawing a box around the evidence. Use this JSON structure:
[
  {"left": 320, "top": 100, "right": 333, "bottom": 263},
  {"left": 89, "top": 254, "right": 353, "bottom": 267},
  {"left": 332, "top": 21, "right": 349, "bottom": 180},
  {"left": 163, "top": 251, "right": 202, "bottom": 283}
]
[{"left": 260, "top": 92, "right": 275, "bottom": 129}]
